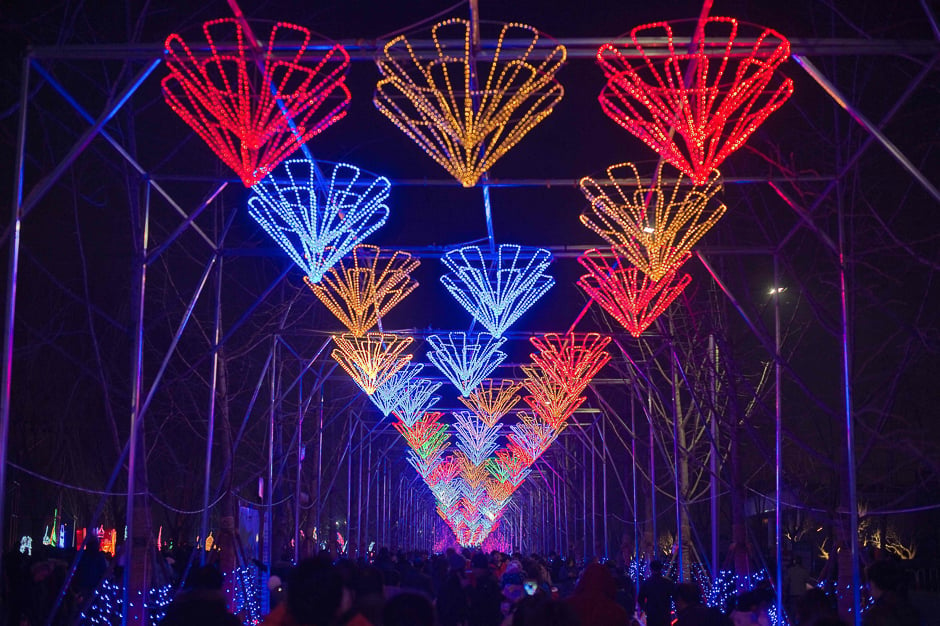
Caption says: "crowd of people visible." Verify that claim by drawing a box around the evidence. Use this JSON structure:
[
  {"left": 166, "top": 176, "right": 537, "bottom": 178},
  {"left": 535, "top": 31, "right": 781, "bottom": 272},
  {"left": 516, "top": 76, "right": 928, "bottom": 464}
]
[
  {"left": 2, "top": 538, "right": 925, "bottom": 626},
  {"left": 159, "top": 549, "right": 924, "bottom": 626}
]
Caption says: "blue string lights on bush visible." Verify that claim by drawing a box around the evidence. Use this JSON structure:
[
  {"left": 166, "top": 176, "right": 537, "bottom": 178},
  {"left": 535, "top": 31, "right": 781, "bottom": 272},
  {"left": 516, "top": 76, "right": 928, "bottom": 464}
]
[
  {"left": 441, "top": 244, "right": 555, "bottom": 337},
  {"left": 427, "top": 332, "right": 508, "bottom": 396},
  {"left": 82, "top": 580, "right": 173, "bottom": 625},
  {"left": 248, "top": 158, "right": 390, "bottom": 283}
]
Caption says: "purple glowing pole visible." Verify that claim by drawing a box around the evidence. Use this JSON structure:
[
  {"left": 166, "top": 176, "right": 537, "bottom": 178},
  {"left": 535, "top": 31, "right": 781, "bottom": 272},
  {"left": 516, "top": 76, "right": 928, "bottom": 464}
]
[
  {"left": 774, "top": 255, "right": 785, "bottom": 622},
  {"left": 0, "top": 57, "right": 28, "bottom": 579},
  {"left": 123, "top": 183, "right": 150, "bottom": 626},
  {"left": 837, "top": 155, "right": 862, "bottom": 626}
]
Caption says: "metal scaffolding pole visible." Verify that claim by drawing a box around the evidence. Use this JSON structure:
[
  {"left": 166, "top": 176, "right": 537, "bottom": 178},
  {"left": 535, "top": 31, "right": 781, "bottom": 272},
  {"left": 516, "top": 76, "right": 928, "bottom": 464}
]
[
  {"left": 774, "top": 254, "right": 785, "bottom": 621},
  {"left": 709, "top": 335, "right": 720, "bottom": 579},
  {"left": 602, "top": 414, "right": 609, "bottom": 561},
  {"left": 294, "top": 376, "right": 303, "bottom": 564},
  {"left": 0, "top": 56, "right": 30, "bottom": 576},
  {"left": 263, "top": 338, "right": 276, "bottom": 615},
  {"left": 200, "top": 241, "right": 223, "bottom": 566},
  {"left": 357, "top": 421, "right": 364, "bottom": 557},
  {"left": 123, "top": 182, "right": 151, "bottom": 626}
]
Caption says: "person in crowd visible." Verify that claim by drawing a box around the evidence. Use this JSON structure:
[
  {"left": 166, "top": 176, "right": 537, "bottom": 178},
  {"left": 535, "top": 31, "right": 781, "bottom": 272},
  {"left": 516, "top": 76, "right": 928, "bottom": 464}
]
[
  {"left": 262, "top": 557, "right": 349, "bottom": 626},
  {"left": 785, "top": 557, "right": 810, "bottom": 615},
  {"left": 862, "top": 559, "right": 923, "bottom": 626},
  {"left": 159, "top": 564, "right": 242, "bottom": 626},
  {"left": 505, "top": 593, "right": 581, "bottom": 626},
  {"left": 345, "top": 565, "right": 385, "bottom": 626},
  {"left": 729, "top": 590, "right": 773, "bottom": 626},
  {"left": 639, "top": 560, "right": 675, "bottom": 626},
  {"left": 383, "top": 590, "right": 436, "bottom": 626},
  {"left": 467, "top": 552, "right": 504, "bottom": 626},
  {"left": 672, "top": 582, "right": 729, "bottom": 626},
  {"left": 565, "top": 562, "right": 632, "bottom": 626},
  {"left": 437, "top": 563, "right": 469, "bottom": 626},
  {"left": 795, "top": 587, "right": 838, "bottom": 626}
]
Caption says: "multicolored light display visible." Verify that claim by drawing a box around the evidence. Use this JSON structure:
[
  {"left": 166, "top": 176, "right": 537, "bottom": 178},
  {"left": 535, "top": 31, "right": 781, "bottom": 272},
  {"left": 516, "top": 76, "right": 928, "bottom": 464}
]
[
  {"left": 331, "top": 332, "right": 413, "bottom": 394},
  {"left": 596, "top": 17, "right": 793, "bottom": 184},
  {"left": 577, "top": 247, "right": 692, "bottom": 337},
  {"left": 162, "top": 19, "right": 351, "bottom": 186},
  {"left": 248, "top": 159, "right": 390, "bottom": 283},
  {"left": 426, "top": 332, "right": 508, "bottom": 396},
  {"left": 579, "top": 162, "right": 726, "bottom": 280},
  {"left": 374, "top": 19, "right": 566, "bottom": 187},
  {"left": 441, "top": 244, "right": 555, "bottom": 337},
  {"left": 307, "top": 245, "right": 420, "bottom": 336}
]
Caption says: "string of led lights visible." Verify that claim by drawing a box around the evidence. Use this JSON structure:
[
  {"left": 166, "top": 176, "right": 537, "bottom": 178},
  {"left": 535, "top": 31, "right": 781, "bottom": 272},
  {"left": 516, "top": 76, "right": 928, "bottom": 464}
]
[
  {"left": 596, "top": 17, "right": 794, "bottom": 185},
  {"left": 307, "top": 244, "right": 420, "bottom": 336},
  {"left": 426, "top": 332, "right": 508, "bottom": 396},
  {"left": 440, "top": 244, "right": 555, "bottom": 337},
  {"left": 374, "top": 19, "right": 566, "bottom": 188},
  {"left": 162, "top": 18, "right": 351, "bottom": 186},
  {"left": 248, "top": 158, "right": 391, "bottom": 283},
  {"left": 579, "top": 161, "right": 726, "bottom": 280},
  {"left": 577, "top": 247, "right": 693, "bottom": 337}
]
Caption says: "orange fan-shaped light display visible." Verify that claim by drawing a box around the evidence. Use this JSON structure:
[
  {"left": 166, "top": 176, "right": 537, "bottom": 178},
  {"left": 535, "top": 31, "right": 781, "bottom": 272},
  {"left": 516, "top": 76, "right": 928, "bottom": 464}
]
[
  {"left": 459, "top": 379, "right": 524, "bottom": 427},
  {"left": 331, "top": 332, "right": 413, "bottom": 394},
  {"left": 578, "top": 247, "right": 692, "bottom": 337},
  {"left": 162, "top": 19, "right": 351, "bottom": 186},
  {"left": 597, "top": 17, "right": 793, "bottom": 184},
  {"left": 579, "top": 162, "right": 725, "bottom": 281},
  {"left": 375, "top": 19, "right": 566, "bottom": 187},
  {"left": 306, "top": 245, "right": 419, "bottom": 336}
]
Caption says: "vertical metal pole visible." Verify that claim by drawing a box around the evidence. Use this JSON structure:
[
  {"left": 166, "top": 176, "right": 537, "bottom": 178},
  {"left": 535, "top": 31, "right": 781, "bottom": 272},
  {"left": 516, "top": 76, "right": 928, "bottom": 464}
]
[
  {"left": 672, "top": 352, "right": 683, "bottom": 582},
  {"left": 591, "top": 425, "right": 597, "bottom": 561},
  {"left": 774, "top": 256, "right": 785, "bottom": 620},
  {"left": 649, "top": 408, "right": 657, "bottom": 560},
  {"left": 346, "top": 421, "right": 353, "bottom": 554},
  {"left": 710, "top": 336, "right": 719, "bottom": 578},
  {"left": 631, "top": 394, "right": 640, "bottom": 598},
  {"left": 263, "top": 339, "right": 276, "bottom": 615},
  {"left": 357, "top": 422, "right": 363, "bottom": 558},
  {"left": 294, "top": 376, "right": 303, "bottom": 564},
  {"left": 316, "top": 385, "right": 324, "bottom": 550},
  {"left": 834, "top": 97, "right": 862, "bottom": 626},
  {"left": 365, "top": 433, "right": 372, "bottom": 553},
  {"left": 582, "top": 436, "right": 588, "bottom": 562},
  {"left": 200, "top": 249, "right": 223, "bottom": 566},
  {"left": 602, "top": 414, "right": 609, "bottom": 561},
  {"left": 0, "top": 56, "right": 30, "bottom": 575},
  {"left": 123, "top": 181, "right": 150, "bottom": 626}
]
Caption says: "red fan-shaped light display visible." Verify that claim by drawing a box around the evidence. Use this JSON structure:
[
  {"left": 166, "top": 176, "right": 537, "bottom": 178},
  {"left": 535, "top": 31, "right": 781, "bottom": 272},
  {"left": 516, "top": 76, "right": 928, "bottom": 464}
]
[
  {"left": 597, "top": 17, "right": 793, "bottom": 184},
  {"left": 163, "top": 18, "right": 351, "bottom": 186},
  {"left": 577, "top": 247, "right": 692, "bottom": 337}
]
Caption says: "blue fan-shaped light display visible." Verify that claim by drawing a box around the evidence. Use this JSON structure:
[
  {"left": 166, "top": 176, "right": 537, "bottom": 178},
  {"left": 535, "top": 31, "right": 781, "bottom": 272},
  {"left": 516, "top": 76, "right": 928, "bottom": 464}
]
[
  {"left": 392, "top": 378, "right": 443, "bottom": 427},
  {"left": 426, "top": 332, "right": 508, "bottom": 396},
  {"left": 440, "top": 244, "right": 555, "bottom": 337},
  {"left": 453, "top": 412, "right": 502, "bottom": 466},
  {"left": 371, "top": 363, "right": 424, "bottom": 416},
  {"left": 248, "top": 158, "right": 390, "bottom": 283}
]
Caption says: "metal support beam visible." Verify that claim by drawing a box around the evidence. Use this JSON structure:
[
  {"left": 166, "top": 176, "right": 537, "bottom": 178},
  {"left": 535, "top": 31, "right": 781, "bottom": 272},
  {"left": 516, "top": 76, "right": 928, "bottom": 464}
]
[
  {"left": 0, "top": 53, "right": 30, "bottom": 588},
  {"left": 794, "top": 55, "right": 940, "bottom": 205},
  {"left": 17, "top": 58, "right": 160, "bottom": 223}
]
